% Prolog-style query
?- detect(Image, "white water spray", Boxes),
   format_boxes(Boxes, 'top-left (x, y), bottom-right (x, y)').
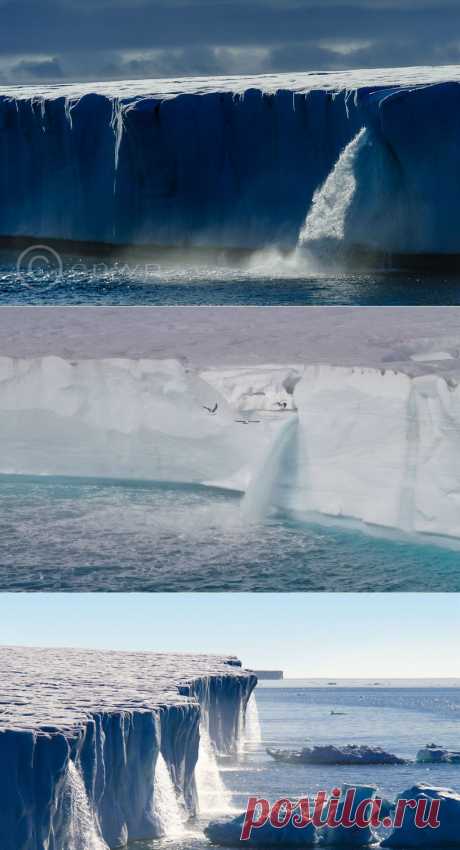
top-left (298, 128), bottom-right (367, 248)
top-left (241, 416), bottom-right (298, 522)
top-left (195, 720), bottom-right (233, 815)
top-left (244, 693), bottom-right (262, 747)
top-left (64, 761), bottom-right (108, 850)
top-left (152, 753), bottom-right (186, 838)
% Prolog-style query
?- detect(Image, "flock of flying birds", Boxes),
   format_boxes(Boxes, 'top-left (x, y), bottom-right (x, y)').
top-left (202, 399), bottom-right (288, 425)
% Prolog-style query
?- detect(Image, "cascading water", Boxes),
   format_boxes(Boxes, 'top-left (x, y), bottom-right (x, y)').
top-left (64, 760), bottom-right (108, 850)
top-left (152, 753), bottom-right (186, 838)
top-left (297, 128), bottom-right (368, 261)
top-left (195, 719), bottom-right (234, 815)
top-left (244, 693), bottom-right (262, 748)
top-left (241, 415), bottom-right (298, 522)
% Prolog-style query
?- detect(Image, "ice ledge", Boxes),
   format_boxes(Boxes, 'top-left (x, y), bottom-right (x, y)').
top-left (0, 645), bottom-right (254, 734)
top-left (0, 647), bottom-right (256, 850)
top-left (2, 64), bottom-right (460, 102)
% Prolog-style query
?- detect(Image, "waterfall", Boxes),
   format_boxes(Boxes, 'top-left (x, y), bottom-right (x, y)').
top-left (64, 761), bottom-right (108, 850)
top-left (399, 385), bottom-right (419, 534)
top-left (244, 693), bottom-right (262, 747)
top-left (195, 720), bottom-right (233, 815)
top-left (241, 416), bottom-right (298, 522)
top-left (297, 128), bottom-right (367, 254)
top-left (152, 753), bottom-right (186, 838)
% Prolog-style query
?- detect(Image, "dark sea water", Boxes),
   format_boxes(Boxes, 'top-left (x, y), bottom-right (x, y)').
top-left (133, 685), bottom-right (460, 850)
top-left (2, 474), bottom-right (460, 591)
top-left (2, 249), bottom-right (460, 305)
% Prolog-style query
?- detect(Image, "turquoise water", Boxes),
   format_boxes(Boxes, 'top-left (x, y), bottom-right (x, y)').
top-left (1, 474), bottom-right (460, 591)
top-left (2, 249), bottom-right (460, 304)
top-left (133, 686), bottom-right (460, 850)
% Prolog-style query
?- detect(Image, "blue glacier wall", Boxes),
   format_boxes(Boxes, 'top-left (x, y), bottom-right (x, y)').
top-left (2, 74), bottom-right (457, 253)
top-left (0, 648), bottom-right (256, 850)
top-left (344, 83), bottom-right (460, 254)
top-left (0, 87), bottom-right (361, 249)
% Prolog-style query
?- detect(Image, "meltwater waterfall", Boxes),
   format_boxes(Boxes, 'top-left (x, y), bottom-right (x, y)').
top-left (297, 128), bottom-right (367, 259)
top-left (152, 754), bottom-right (186, 838)
top-left (195, 720), bottom-right (234, 815)
top-left (244, 693), bottom-right (262, 748)
top-left (64, 761), bottom-right (108, 850)
top-left (241, 416), bottom-right (299, 522)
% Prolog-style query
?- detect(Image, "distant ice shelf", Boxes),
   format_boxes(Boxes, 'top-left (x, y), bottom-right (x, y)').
top-left (0, 646), bottom-right (256, 850)
top-left (2, 65), bottom-right (460, 256)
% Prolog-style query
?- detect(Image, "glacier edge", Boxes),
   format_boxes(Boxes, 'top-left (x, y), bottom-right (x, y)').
top-left (0, 647), bottom-right (256, 850)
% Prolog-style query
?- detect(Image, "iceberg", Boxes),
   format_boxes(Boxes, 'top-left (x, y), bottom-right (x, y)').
top-left (382, 785), bottom-right (460, 848)
top-left (319, 785), bottom-right (379, 847)
top-left (0, 646), bottom-right (256, 850)
top-left (205, 811), bottom-right (316, 847)
top-left (2, 66), bottom-right (460, 257)
top-left (205, 786), bottom-right (379, 847)
top-left (416, 745), bottom-right (460, 764)
top-left (266, 746), bottom-right (406, 766)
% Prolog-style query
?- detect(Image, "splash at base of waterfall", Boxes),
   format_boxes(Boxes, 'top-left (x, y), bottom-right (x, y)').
top-left (244, 131), bottom-right (369, 279)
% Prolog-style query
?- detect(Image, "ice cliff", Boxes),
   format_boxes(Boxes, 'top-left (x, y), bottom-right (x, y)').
top-left (2, 66), bottom-right (460, 255)
top-left (277, 364), bottom-right (460, 539)
top-left (2, 349), bottom-right (460, 540)
top-left (0, 646), bottom-right (256, 850)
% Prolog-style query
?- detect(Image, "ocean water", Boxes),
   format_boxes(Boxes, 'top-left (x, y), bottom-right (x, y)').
top-left (2, 248), bottom-right (460, 305)
top-left (133, 685), bottom-right (460, 850)
top-left (2, 474), bottom-right (460, 591)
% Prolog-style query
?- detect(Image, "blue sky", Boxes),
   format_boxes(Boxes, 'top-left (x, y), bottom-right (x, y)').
top-left (0, 1), bottom-right (460, 84)
top-left (1, 593), bottom-right (458, 678)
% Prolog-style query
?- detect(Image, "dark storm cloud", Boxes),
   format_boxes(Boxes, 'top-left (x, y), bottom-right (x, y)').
top-left (0, 2), bottom-right (459, 52)
top-left (0, 0), bottom-right (459, 83)
top-left (11, 58), bottom-right (64, 80)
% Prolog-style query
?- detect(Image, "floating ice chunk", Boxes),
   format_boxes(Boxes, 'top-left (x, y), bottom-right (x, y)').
top-left (319, 785), bottom-right (378, 847)
top-left (416, 745), bottom-right (460, 764)
top-left (205, 812), bottom-right (316, 847)
top-left (382, 785), bottom-right (460, 848)
top-left (267, 745), bottom-right (406, 765)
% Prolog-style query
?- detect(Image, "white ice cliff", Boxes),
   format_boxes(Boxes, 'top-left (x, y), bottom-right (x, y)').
top-left (2, 66), bottom-right (460, 255)
top-left (3, 348), bottom-right (460, 539)
top-left (277, 365), bottom-right (460, 538)
top-left (0, 646), bottom-right (256, 850)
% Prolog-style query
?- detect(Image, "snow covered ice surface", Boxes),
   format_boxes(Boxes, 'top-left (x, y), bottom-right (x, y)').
top-left (3, 65), bottom-right (460, 260)
top-left (0, 646), bottom-right (256, 850)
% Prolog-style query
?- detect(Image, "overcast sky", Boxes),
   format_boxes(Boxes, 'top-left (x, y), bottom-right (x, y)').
top-left (1, 593), bottom-right (459, 678)
top-left (0, 0), bottom-right (459, 85)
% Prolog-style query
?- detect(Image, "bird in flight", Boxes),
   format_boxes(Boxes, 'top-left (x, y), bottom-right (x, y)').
top-left (275, 400), bottom-right (288, 409)
top-left (203, 403), bottom-right (218, 414)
